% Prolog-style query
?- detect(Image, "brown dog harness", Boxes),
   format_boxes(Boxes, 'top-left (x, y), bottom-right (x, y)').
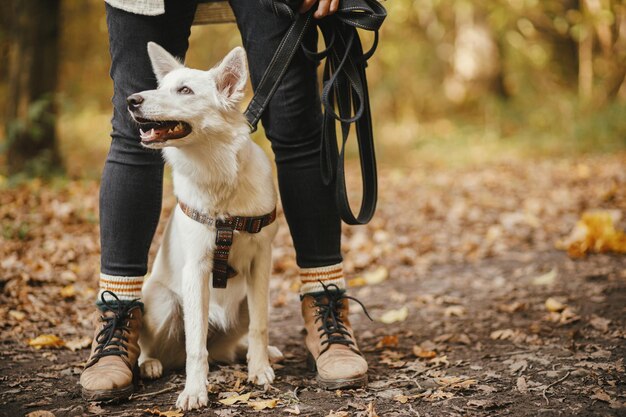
top-left (178, 201), bottom-right (277, 288)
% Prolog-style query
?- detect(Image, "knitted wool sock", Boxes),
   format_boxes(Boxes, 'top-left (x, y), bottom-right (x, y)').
top-left (96, 273), bottom-right (144, 308)
top-left (299, 263), bottom-right (346, 295)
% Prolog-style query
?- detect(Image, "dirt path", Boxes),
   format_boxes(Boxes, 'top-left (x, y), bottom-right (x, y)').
top-left (1, 155), bottom-right (625, 416)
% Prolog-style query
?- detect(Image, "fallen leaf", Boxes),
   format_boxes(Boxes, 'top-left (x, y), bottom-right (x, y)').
top-left (247, 399), bottom-right (279, 411)
top-left (425, 390), bottom-right (454, 401)
top-left (509, 359), bottom-right (528, 374)
top-left (376, 335), bottom-right (399, 349)
top-left (219, 392), bottom-right (251, 405)
top-left (393, 394), bottom-right (409, 404)
top-left (467, 399), bottom-right (494, 408)
top-left (532, 268), bottom-right (557, 286)
top-left (516, 376), bottom-right (528, 394)
top-left (378, 306), bottom-right (409, 324)
top-left (412, 345), bottom-right (436, 359)
top-left (87, 404), bottom-right (107, 415)
top-left (557, 210), bottom-right (626, 257)
top-left (444, 305), bottom-right (466, 317)
top-left (25, 412), bottom-right (55, 417)
top-left (325, 412), bottom-right (349, 417)
top-left (28, 334), bottom-right (65, 349)
top-left (9, 310), bottom-right (26, 321)
top-left (284, 405), bottom-right (301, 415)
top-left (59, 284), bottom-right (76, 298)
top-left (366, 401), bottom-right (379, 417)
top-left (490, 329), bottom-right (515, 340)
top-left (497, 301), bottom-right (526, 313)
top-left (64, 336), bottom-right (92, 351)
top-left (545, 297), bottom-right (566, 312)
top-left (589, 315), bottom-right (611, 333)
top-left (590, 388), bottom-right (612, 403)
top-left (429, 355), bottom-right (449, 367)
top-left (348, 266), bottom-right (389, 287)
top-left (143, 408), bottom-right (184, 417)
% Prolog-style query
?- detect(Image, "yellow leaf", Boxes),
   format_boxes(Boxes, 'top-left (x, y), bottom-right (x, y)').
top-left (60, 284), bottom-right (76, 298)
top-left (347, 277), bottom-right (367, 287)
top-left (143, 408), bottom-right (184, 417)
top-left (28, 334), bottom-right (65, 349)
top-left (379, 306), bottom-right (409, 324)
top-left (348, 266), bottom-right (389, 287)
top-left (364, 266), bottom-right (389, 284)
top-left (25, 412), bottom-right (56, 417)
top-left (9, 310), bottom-right (26, 321)
top-left (532, 268), bottom-right (557, 286)
top-left (219, 392), bottom-right (250, 405)
top-left (545, 297), bottom-right (566, 312)
top-left (557, 210), bottom-right (626, 257)
top-left (394, 394), bottom-right (409, 404)
top-left (248, 399), bottom-right (279, 410)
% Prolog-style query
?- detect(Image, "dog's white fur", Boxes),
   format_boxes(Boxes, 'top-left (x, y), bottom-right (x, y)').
top-left (132, 42), bottom-right (281, 411)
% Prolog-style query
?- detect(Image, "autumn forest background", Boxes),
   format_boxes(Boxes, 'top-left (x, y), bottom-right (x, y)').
top-left (0, 1), bottom-right (625, 416)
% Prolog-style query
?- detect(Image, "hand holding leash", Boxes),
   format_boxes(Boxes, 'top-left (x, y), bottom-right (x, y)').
top-left (299, 0), bottom-right (340, 18)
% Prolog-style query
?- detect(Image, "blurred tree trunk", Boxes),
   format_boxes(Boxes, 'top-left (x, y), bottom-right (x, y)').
top-left (4, 0), bottom-right (62, 175)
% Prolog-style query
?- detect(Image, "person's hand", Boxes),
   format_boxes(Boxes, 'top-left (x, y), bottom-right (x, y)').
top-left (299, 0), bottom-right (339, 19)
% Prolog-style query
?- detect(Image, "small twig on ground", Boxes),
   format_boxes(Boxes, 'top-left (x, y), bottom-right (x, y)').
top-left (542, 371), bottom-right (570, 405)
top-left (129, 384), bottom-right (177, 400)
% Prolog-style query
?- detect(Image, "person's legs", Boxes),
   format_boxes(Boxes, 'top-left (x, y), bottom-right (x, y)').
top-left (229, 1), bottom-right (343, 285)
top-left (81, 0), bottom-right (198, 401)
top-left (99, 0), bottom-right (197, 302)
top-left (230, 0), bottom-right (368, 388)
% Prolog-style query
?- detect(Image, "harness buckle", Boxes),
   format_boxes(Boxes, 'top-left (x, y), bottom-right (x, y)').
top-left (245, 217), bottom-right (264, 234)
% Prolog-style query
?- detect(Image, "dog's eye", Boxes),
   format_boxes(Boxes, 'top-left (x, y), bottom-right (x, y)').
top-left (178, 86), bottom-right (194, 95)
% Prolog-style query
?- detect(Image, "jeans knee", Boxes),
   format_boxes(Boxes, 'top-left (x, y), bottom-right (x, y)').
top-left (106, 137), bottom-right (164, 167)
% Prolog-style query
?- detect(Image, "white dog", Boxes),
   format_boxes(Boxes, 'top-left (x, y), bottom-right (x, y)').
top-left (127, 42), bottom-right (282, 411)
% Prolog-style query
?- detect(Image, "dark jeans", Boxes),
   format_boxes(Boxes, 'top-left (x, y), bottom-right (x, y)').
top-left (101, 0), bottom-right (342, 277)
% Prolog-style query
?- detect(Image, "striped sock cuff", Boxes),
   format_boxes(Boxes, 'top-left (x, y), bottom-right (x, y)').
top-left (97, 273), bottom-right (144, 303)
top-left (299, 263), bottom-right (346, 295)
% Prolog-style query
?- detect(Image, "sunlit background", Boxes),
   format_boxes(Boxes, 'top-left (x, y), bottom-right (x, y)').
top-left (1, 0), bottom-right (625, 179)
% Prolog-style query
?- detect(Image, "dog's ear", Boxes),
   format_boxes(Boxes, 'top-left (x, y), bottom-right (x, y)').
top-left (214, 47), bottom-right (248, 105)
top-left (147, 42), bottom-right (183, 83)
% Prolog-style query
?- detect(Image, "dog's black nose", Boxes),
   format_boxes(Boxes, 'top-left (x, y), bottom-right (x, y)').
top-left (127, 94), bottom-right (144, 109)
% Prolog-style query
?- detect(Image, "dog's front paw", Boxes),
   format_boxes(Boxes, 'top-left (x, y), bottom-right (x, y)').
top-left (247, 362), bottom-right (275, 386)
top-left (140, 358), bottom-right (163, 380)
top-left (268, 345), bottom-right (284, 364)
top-left (176, 385), bottom-right (209, 411)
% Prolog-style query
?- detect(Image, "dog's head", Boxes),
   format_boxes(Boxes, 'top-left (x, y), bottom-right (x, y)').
top-left (127, 42), bottom-right (248, 149)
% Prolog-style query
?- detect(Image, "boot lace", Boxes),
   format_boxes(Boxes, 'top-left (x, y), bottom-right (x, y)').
top-left (307, 282), bottom-right (372, 355)
top-left (85, 291), bottom-right (142, 368)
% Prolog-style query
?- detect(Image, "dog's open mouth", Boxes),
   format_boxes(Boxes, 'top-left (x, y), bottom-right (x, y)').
top-left (136, 118), bottom-right (192, 144)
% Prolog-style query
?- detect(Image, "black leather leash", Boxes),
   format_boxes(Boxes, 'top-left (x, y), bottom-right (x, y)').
top-left (244, 0), bottom-right (386, 225)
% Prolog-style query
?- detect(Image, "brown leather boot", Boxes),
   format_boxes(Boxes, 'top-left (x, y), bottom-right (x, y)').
top-left (80, 291), bottom-right (143, 402)
top-left (301, 284), bottom-right (370, 389)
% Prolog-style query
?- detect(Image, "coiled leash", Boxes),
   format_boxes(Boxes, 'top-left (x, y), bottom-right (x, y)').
top-left (245, 0), bottom-right (387, 225)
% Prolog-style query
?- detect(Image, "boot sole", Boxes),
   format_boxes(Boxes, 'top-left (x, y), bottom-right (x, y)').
top-left (306, 352), bottom-right (368, 390)
top-left (81, 364), bottom-right (139, 402)
top-left (81, 384), bottom-right (134, 402)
